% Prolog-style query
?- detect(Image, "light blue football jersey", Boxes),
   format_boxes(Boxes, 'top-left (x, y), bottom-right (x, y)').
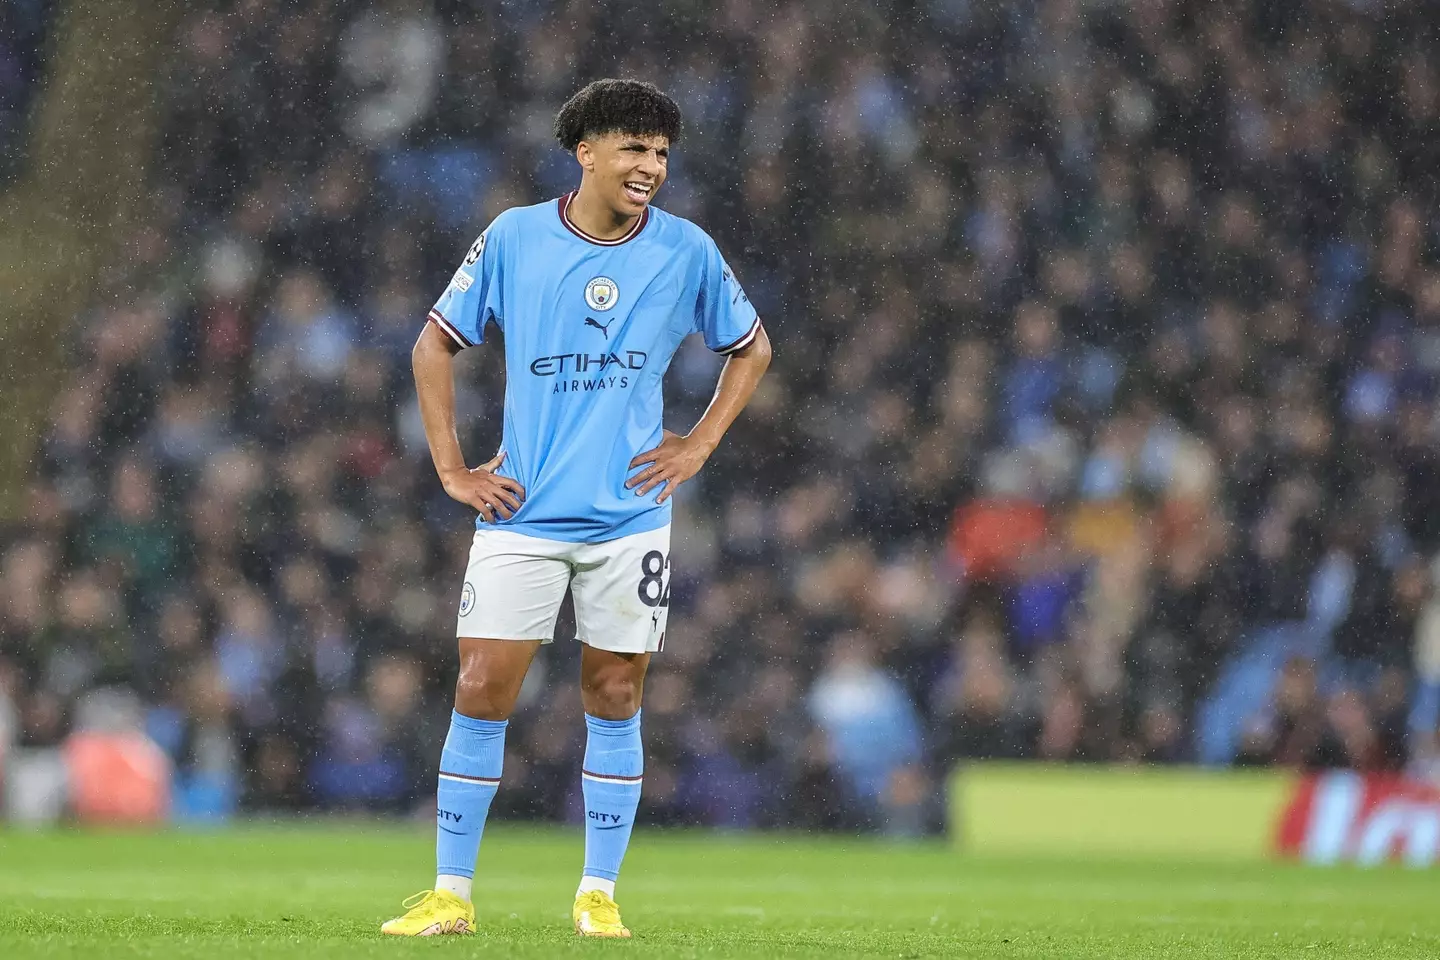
top-left (428, 192), bottom-right (761, 543)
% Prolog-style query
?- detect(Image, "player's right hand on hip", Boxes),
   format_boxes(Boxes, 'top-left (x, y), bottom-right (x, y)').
top-left (441, 452), bottom-right (526, 523)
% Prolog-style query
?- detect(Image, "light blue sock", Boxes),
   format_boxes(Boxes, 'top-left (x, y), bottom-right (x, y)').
top-left (580, 711), bottom-right (643, 892)
top-left (435, 711), bottom-right (506, 895)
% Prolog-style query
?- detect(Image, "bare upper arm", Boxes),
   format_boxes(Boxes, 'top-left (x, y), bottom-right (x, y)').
top-left (415, 317), bottom-right (464, 358)
top-left (732, 322), bottom-right (772, 365)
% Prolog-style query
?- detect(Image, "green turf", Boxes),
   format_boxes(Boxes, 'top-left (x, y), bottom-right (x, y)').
top-left (1, 825), bottom-right (1438, 958)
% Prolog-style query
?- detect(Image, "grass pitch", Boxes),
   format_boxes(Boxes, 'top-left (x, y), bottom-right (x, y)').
top-left (1, 824), bottom-right (1438, 958)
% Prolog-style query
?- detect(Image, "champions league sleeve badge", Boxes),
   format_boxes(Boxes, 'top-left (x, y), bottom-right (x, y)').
top-left (464, 230), bottom-right (487, 265)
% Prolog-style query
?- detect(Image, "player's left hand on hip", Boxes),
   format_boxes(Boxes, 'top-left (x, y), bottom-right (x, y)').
top-left (627, 430), bottom-right (712, 504)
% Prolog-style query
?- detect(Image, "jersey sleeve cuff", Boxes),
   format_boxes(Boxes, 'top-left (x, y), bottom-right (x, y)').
top-left (713, 317), bottom-right (761, 355)
top-left (428, 309), bottom-right (472, 349)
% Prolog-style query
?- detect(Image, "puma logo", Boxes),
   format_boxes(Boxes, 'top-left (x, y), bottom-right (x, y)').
top-left (584, 316), bottom-right (614, 338)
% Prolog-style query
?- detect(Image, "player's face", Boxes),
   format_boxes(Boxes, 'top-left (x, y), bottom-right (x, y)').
top-left (579, 133), bottom-right (669, 217)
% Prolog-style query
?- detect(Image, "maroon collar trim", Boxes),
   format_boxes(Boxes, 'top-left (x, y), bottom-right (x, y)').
top-left (557, 191), bottom-right (649, 246)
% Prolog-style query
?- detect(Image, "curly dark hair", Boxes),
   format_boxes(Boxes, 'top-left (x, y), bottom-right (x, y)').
top-left (553, 79), bottom-right (682, 151)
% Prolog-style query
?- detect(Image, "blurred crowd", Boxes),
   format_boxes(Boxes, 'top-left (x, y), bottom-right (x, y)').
top-left (0, 0), bottom-right (54, 181)
top-left (5, 0), bottom-right (1440, 832)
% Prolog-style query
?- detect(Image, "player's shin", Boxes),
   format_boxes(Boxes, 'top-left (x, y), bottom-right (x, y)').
top-left (579, 711), bottom-right (643, 896)
top-left (435, 711), bottom-right (507, 901)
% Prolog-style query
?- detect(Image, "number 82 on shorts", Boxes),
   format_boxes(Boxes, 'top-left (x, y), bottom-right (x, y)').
top-left (456, 524), bottom-right (672, 654)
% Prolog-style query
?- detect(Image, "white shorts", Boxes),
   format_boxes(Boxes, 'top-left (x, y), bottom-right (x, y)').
top-left (456, 525), bottom-right (671, 654)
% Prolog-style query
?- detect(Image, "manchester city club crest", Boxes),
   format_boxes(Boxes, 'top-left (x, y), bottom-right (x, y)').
top-left (584, 276), bottom-right (619, 312)
top-left (459, 582), bottom-right (476, 617)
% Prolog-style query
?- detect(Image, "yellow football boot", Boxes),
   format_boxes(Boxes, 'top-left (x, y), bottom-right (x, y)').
top-left (573, 889), bottom-right (632, 938)
top-left (380, 889), bottom-right (475, 936)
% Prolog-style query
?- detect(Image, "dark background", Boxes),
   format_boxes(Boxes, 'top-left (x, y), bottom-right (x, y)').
top-left (3, 0), bottom-right (1440, 832)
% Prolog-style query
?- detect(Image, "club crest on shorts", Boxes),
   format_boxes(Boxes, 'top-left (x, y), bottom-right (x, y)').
top-left (584, 276), bottom-right (619, 312)
top-left (459, 582), bottom-right (476, 616)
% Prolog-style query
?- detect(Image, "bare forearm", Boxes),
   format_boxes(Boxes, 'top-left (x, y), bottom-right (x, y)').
top-left (689, 325), bottom-right (772, 452)
top-left (624, 326), bottom-right (772, 503)
top-left (412, 323), bottom-right (467, 479)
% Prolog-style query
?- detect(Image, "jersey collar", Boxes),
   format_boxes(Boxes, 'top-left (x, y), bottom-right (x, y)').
top-left (558, 191), bottom-right (650, 246)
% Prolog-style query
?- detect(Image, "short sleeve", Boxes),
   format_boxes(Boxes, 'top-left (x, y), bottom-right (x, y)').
top-left (694, 234), bottom-right (761, 354)
top-left (428, 218), bottom-right (505, 348)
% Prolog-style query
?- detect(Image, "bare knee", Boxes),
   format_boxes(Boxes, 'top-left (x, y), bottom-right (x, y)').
top-left (454, 668), bottom-right (520, 721)
top-left (581, 671), bottom-right (642, 720)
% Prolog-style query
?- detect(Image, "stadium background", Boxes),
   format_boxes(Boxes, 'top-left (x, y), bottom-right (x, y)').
top-left (3, 0), bottom-right (1440, 836)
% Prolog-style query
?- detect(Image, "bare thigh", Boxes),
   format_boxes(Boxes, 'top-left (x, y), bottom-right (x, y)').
top-left (454, 637), bottom-right (543, 721)
top-left (579, 644), bottom-right (651, 720)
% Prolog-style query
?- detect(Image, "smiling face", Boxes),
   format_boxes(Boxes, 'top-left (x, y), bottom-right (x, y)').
top-left (576, 132), bottom-right (669, 219)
